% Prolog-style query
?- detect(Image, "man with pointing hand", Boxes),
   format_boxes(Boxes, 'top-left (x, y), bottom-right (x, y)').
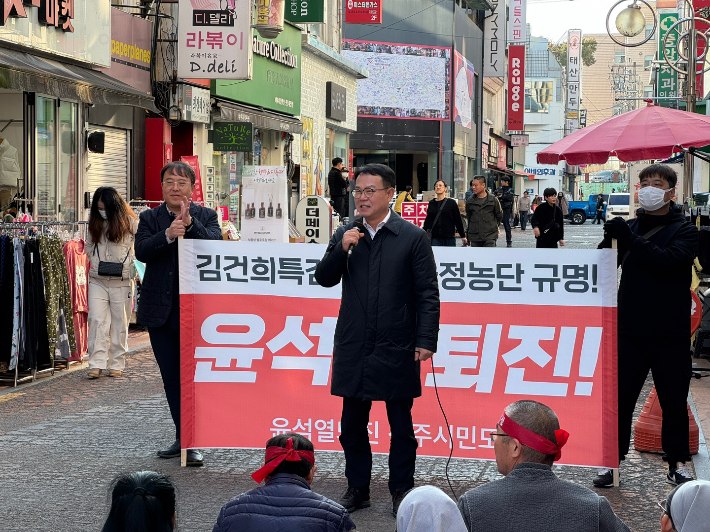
top-left (315, 163), bottom-right (441, 517)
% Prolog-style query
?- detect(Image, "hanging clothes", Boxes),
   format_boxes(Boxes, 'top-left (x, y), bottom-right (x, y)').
top-left (39, 234), bottom-right (76, 358)
top-left (63, 239), bottom-right (89, 361)
top-left (10, 238), bottom-right (25, 371)
top-left (0, 235), bottom-right (14, 372)
top-left (23, 239), bottom-right (51, 370)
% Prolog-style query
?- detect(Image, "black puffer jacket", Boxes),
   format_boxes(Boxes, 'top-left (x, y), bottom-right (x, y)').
top-left (315, 211), bottom-right (440, 400)
top-left (212, 474), bottom-right (355, 532)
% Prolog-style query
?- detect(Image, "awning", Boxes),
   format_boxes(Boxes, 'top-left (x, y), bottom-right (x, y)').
top-left (0, 47), bottom-right (157, 111)
top-left (214, 99), bottom-right (303, 134)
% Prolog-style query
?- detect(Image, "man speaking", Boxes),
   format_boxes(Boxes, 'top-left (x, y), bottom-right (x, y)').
top-left (315, 163), bottom-right (440, 517)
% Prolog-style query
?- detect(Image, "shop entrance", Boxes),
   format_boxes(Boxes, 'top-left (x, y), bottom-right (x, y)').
top-left (352, 150), bottom-right (432, 194)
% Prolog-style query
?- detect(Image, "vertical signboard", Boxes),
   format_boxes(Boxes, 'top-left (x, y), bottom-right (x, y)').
top-left (285, 0), bottom-right (325, 23)
top-left (508, 0), bottom-right (526, 44)
top-left (484, 0), bottom-right (506, 77)
top-left (507, 45), bottom-right (525, 131)
top-left (566, 29), bottom-right (581, 134)
top-left (177, 0), bottom-right (253, 80)
top-left (658, 12), bottom-right (679, 102)
top-left (345, 0), bottom-right (382, 24)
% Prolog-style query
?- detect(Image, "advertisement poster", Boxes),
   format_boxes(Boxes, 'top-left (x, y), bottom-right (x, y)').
top-left (453, 51), bottom-right (474, 129)
top-left (508, 0), bottom-right (527, 44)
top-left (177, 0), bottom-right (253, 80)
top-left (301, 117), bottom-right (314, 198)
top-left (179, 242), bottom-right (619, 469)
top-left (342, 40), bottom-right (451, 120)
top-left (180, 155), bottom-right (205, 204)
top-left (344, 0), bottom-right (382, 24)
top-left (507, 45), bottom-right (525, 131)
top-left (240, 166), bottom-right (288, 242)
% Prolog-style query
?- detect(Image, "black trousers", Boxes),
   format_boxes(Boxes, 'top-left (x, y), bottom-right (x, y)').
top-left (332, 196), bottom-right (348, 219)
top-left (502, 209), bottom-right (512, 243)
top-left (340, 397), bottom-right (417, 494)
top-left (618, 334), bottom-right (692, 465)
top-left (148, 307), bottom-right (182, 440)
top-left (593, 211), bottom-right (604, 224)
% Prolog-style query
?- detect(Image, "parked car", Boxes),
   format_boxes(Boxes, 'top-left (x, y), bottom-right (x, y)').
top-left (605, 193), bottom-right (631, 221)
top-left (566, 195), bottom-right (608, 224)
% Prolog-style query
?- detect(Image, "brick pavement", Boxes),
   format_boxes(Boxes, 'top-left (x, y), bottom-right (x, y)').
top-left (0, 222), bottom-right (708, 531)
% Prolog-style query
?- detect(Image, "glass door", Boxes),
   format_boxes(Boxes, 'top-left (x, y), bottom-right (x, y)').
top-left (36, 96), bottom-right (57, 220)
top-left (59, 102), bottom-right (78, 221)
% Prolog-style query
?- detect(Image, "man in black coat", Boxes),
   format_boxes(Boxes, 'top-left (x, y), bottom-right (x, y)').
top-left (531, 187), bottom-right (565, 248)
top-left (596, 164), bottom-right (698, 488)
top-left (135, 161), bottom-right (222, 466)
top-left (315, 163), bottom-right (440, 517)
top-left (494, 176), bottom-right (515, 247)
top-left (328, 158), bottom-right (349, 219)
top-left (593, 193), bottom-right (605, 224)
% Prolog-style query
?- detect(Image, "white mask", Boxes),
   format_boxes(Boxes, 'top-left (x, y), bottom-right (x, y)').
top-left (637, 187), bottom-right (670, 211)
top-left (98, 210), bottom-right (107, 219)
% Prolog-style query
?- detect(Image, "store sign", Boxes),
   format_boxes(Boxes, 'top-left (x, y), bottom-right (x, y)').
top-left (0, 0), bottom-right (110, 66)
top-left (400, 202), bottom-right (429, 228)
top-left (214, 24), bottom-right (302, 115)
top-left (98, 8), bottom-right (152, 94)
top-left (525, 166), bottom-right (557, 176)
top-left (658, 12), bottom-right (679, 100)
top-left (285, 0), bottom-right (325, 23)
top-left (567, 29), bottom-right (581, 135)
top-left (345, 0), bottom-right (382, 24)
top-left (481, 142), bottom-right (489, 165)
top-left (177, 0), bottom-right (253, 80)
top-left (483, 0), bottom-right (505, 77)
top-left (326, 82), bottom-right (347, 121)
top-left (180, 85), bottom-right (211, 123)
top-left (508, 0), bottom-right (526, 44)
top-left (497, 140), bottom-right (508, 169)
top-left (212, 122), bottom-right (253, 152)
top-left (511, 134), bottom-right (529, 147)
top-left (580, 109), bottom-right (587, 128)
top-left (296, 196), bottom-right (331, 243)
top-left (507, 45), bottom-right (525, 131)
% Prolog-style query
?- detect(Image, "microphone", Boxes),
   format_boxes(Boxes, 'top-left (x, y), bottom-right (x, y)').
top-left (348, 219), bottom-right (365, 257)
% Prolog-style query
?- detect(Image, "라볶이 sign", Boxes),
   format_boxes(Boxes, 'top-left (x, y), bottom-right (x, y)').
top-left (179, 241), bottom-right (619, 469)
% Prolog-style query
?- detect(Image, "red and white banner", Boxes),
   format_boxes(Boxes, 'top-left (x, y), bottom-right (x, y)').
top-left (401, 202), bottom-right (429, 228)
top-left (179, 241), bottom-right (619, 468)
top-left (345, 0), bottom-right (382, 24)
top-left (507, 45), bottom-right (525, 132)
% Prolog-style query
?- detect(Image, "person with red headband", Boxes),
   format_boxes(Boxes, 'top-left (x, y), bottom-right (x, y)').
top-left (457, 400), bottom-right (630, 532)
top-left (211, 433), bottom-right (355, 532)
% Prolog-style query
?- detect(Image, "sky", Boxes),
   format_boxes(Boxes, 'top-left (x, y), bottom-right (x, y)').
top-left (527, 0), bottom-right (633, 43)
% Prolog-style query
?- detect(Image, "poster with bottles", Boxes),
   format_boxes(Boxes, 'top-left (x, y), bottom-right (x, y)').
top-left (240, 166), bottom-right (288, 242)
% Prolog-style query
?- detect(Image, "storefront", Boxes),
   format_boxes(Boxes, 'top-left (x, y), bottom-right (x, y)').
top-left (486, 134), bottom-right (514, 189)
top-left (0, 4), bottom-right (156, 222)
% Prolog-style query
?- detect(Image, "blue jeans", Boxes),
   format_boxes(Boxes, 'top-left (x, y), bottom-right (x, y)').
top-left (520, 211), bottom-right (529, 230)
top-left (431, 237), bottom-right (457, 246)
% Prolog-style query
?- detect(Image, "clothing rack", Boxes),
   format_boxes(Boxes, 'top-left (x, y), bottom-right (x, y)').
top-left (0, 222), bottom-right (88, 387)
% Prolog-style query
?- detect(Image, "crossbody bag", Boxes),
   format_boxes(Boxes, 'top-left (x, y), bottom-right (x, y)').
top-left (94, 243), bottom-right (130, 280)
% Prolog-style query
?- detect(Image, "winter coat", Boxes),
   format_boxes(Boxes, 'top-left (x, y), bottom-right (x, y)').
top-left (85, 217), bottom-right (138, 282)
top-left (422, 198), bottom-right (465, 239)
top-left (558, 194), bottom-right (569, 216)
top-left (598, 207), bottom-right (697, 337)
top-left (465, 193), bottom-right (502, 243)
top-left (494, 186), bottom-right (515, 211)
top-left (328, 167), bottom-right (348, 197)
top-left (212, 474), bottom-right (356, 532)
top-left (135, 203), bottom-right (222, 328)
top-left (531, 201), bottom-right (564, 247)
top-left (315, 210), bottom-right (440, 401)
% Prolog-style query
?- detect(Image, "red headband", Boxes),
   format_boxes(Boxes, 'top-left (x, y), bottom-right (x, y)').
top-left (251, 437), bottom-right (316, 484)
top-left (499, 413), bottom-right (569, 461)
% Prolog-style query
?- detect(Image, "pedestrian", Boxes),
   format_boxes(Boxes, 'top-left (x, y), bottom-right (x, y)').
top-left (213, 433), bottom-right (356, 532)
top-left (531, 188), bottom-right (565, 248)
top-left (102, 471), bottom-right (176, 532)
top-left (593, 193), bottom-right (605, 224)
top-left (422, 180), bottom-right (467, 246)
top-left (457, 400), bottom-right (630, 532)
top-left (465, 175), bottom-right (502, 247)
top-left (396, 486), bottom-right (467, 532)
top-left (595, 164), bottom-right (698, 488)
top-left (518, 191), bottom-right (531, 231)
top-left (659, 480), bottom-right (710, 532)
top-left (315, 163), bottom-right (440, 517)
top-left (465, 179), bottom-right (475, 200)
top-left (85, 187), bottom-right (138, 379)
top-left (394, 185), bottom-right (414, 214)
top-left (557, 192), bottom-right (569, 217)
top-left (328, 158), bottom-right (349, 219)
top-left (494, 176), bottom-right (515, 247)
top-left (135, 161), bottom-right (222, 467)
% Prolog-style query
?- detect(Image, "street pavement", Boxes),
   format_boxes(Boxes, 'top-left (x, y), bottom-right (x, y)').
top-left (1, 220), bottom-right (709, 532)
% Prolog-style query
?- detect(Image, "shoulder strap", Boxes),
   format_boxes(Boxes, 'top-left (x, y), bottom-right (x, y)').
top-left (431, 199), bottom-right (446, 228)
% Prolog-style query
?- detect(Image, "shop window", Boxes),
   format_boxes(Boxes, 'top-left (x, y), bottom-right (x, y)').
top-left (59, 102), bottom-right (78, 222)
top-left (0, 92), bottom-right (24, 217)
top-left (37, 97), bottom-right (57, 220)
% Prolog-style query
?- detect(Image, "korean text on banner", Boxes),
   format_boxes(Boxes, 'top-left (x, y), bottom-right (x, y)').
top-left (179, 241), bottom-right (619, 469)
top-left (484, 0), bottom-right (506, 77)
top-left (345, 0), bottom-right (382, 24)
top-left (177, 0), bottom-right (253, 80)
top-left (508, 0), bottom-right (526, 44)
top-left (507, 45), bottom-right (525, 132)
top-left (566, 29), bottom-right (582, 135)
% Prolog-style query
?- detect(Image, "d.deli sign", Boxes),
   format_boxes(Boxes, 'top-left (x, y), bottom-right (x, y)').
top-left (507, 45), bottom-right (525, 132)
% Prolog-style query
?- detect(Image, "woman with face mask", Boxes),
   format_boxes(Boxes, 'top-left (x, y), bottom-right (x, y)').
top-left (85, 187), bottom-right (138, 379)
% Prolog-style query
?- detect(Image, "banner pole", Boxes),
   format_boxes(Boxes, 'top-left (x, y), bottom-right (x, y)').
top-left (181, 449), bottom-right (187, 467)
top-left (612, 237), bottom-right (618, 487)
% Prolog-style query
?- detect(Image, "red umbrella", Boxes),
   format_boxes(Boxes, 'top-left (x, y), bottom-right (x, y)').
top-left (537, 102), bottom-right (710, 165)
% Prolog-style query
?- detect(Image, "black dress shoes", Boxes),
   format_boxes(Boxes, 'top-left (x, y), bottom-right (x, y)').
top-left (186, 449), bottom-right (204, 467)
top-left (157, 439), bottom-right (181, 458)
top-left (339, 486), bottom-right (370, 513)
top-left (392, 489), bottom-right (408, 518)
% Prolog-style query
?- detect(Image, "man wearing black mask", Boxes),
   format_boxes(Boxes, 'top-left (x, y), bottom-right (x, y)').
top-left (494, 177), bottom-right (515, 247)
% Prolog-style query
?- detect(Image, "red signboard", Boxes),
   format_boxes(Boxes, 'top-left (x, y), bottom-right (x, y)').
top-left (179, 241), bottom-right (620, 469)
top-left (345, 0), bottom-right (382, 24)
top-left (400, 202), bottom-right (428, 228)
top-left (179, 155), bottom-right (204, 204)
top-left (507, 45), bottom-right (525, 132)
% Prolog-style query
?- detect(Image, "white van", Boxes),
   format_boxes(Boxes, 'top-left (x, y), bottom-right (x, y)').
top-left (605, 193), bottom-right (631, 221)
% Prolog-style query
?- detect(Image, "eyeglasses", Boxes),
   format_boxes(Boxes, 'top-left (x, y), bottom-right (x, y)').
top-left (163, 179), bottom-right (191, 188)
top-left (657, 499), bottom-right (675, 529)
top-left (352, 187), bottom-right (387, 198)
top-left (489, 432), bottom-right (509, 443)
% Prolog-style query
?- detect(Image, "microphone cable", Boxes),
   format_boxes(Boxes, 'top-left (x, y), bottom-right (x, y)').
top-left (344, 241), bottom-right (458, 502)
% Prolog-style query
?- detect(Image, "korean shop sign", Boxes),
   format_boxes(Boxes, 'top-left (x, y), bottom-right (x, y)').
top-left (285, 0), bottom-right (325, 23)
top-left (345, 0), bottom-right (382, 24)
top-left (658, 12), bottom-right (679, 100)
top-left (212, 122), bottom-right (254, 152)
top-left (1, 0), bottom-right (74, 31)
